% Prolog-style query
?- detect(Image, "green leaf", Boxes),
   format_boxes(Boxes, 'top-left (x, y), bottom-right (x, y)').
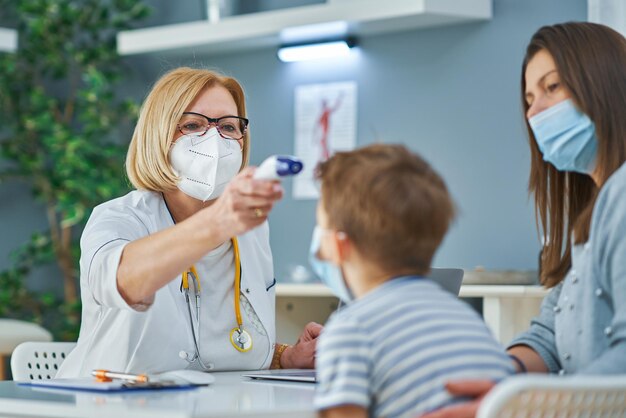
top-left (0, 0), bottom-right (150, 340)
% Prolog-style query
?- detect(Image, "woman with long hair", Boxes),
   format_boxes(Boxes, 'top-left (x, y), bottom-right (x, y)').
top-left (423, 21), bottom-right (626, 417)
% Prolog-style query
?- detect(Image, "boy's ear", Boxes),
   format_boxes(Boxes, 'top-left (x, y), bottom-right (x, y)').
top-left (333, 231), bottom-right (352, 264)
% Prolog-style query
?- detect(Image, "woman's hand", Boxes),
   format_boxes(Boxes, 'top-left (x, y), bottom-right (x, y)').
top-left (281, 322), bottom-right (323, 369)
top-left (206, 167), bottom-right (284, 241)
top-left (418, 380), bottom-right (496, 418)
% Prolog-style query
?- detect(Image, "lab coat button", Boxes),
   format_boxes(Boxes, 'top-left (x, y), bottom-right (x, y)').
top-left (553, 306), bottom-right (561, 313)
top-left (245, 288), bottom-right (251, 294)
top-left (558, 369), bottom-right (566, 376)
top-left (569, 304), bottom-right (575, 310)
top-left (595, 288), bottom-right (604, 297)
top-left (572, 276), bottom-right (579, 284)
top-left (564, 353), bottom-right (571, 361)
top-left (604, 327), bottom-right (613, 337)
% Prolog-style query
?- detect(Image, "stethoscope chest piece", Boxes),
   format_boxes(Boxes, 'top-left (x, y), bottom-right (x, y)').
top-left (230, 327), bottom-right (253, 352)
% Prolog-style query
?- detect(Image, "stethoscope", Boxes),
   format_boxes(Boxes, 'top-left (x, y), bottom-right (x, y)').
top-left (178, 237), bottom-right (253, 370)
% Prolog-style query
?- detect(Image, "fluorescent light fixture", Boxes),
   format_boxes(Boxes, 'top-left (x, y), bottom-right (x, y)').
top-left (278, 38), bottom-right (355, 63)
top-left (0, 27), bottom-right (18, 53)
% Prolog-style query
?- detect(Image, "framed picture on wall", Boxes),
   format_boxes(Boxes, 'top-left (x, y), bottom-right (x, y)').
top-left (293, 81), bottom-right (357, 199)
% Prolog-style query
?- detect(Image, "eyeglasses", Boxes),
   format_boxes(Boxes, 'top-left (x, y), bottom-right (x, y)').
top-left (177, 112), bottom-right (249, 140)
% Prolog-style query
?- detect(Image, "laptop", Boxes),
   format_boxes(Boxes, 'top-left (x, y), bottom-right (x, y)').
top-left (243, 369), bottom-right (316, 383)
top-left (427, 267), bottom-right (464, 296)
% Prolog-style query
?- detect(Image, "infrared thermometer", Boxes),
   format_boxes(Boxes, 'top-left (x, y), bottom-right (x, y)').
top-left (253, 155), bottom-right (304, 180)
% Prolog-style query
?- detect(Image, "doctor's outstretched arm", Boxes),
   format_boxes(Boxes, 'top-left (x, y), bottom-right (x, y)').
top-left (116, 168), bottom-right (283, 306)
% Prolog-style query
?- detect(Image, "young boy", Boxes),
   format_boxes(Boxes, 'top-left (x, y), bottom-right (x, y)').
top-left (310, 144), bottom-right (514, 418)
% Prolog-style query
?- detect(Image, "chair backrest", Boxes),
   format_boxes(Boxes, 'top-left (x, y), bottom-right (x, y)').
top-left (427, 268), bottom-right (464, 296)
top-left (10, 341), bottom-right (76, 381)
top-left (477, 375), bottom-right (626, 418)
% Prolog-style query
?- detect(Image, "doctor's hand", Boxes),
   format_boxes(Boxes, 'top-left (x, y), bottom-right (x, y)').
top-left (209, 167), bottom-right (283, 239)
top-left (418, 380), bottom-right (495, 418)
top-left (281, 322), bottom-right (323, 369)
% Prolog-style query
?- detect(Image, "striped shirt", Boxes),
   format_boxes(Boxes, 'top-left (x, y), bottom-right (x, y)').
top-left (315, 276), bottom-right (514, 417)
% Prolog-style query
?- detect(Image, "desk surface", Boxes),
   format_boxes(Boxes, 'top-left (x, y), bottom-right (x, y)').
top-left (0, 371), bottom-right (316, 418)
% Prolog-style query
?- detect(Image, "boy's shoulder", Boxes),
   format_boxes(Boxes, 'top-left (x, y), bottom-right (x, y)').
top-left (325, 277), bottom-right (462, 335)
top-left (345, 277), bottom-right (455, 314)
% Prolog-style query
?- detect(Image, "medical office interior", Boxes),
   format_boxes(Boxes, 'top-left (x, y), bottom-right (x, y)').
top-left (1, 0), bottom-right (625, 417)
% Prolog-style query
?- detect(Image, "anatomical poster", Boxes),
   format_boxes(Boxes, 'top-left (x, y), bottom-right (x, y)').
top-left (293, 81), bottom-right (357, 199)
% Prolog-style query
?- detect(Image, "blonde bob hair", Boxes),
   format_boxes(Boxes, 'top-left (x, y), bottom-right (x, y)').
top-left (126, 67), bottom-right (250, 191)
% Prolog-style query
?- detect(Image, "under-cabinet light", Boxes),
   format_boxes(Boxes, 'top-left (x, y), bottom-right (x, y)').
top-left (278, 38), bottom-right (355, 63)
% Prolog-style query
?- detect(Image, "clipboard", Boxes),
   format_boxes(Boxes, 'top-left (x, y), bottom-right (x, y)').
top-left (18, 368), bottom-right (215, 393)
top-left (19, 378), bottom-right (196, 393)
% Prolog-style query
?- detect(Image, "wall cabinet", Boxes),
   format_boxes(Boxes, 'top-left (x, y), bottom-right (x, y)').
top-left (117, 0), bottom-right (492, 56)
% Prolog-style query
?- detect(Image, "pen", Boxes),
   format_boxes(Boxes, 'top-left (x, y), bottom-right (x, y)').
top-left (92, 369), bottom-right (149, 383)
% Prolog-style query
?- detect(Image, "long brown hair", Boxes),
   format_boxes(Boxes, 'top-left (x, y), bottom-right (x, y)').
top-left (522, 22), bottom-right (626, 287)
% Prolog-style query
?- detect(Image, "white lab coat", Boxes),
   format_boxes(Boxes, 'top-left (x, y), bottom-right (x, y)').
top-left (57, 190), bottom-right (276, 377)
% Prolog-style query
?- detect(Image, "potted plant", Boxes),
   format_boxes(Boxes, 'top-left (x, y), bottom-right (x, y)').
top-left (0, 0), bottom-right (150, 340)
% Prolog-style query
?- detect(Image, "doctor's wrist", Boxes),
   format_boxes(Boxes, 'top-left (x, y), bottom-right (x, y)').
top-left (271, 343), bottom-right (290, 369)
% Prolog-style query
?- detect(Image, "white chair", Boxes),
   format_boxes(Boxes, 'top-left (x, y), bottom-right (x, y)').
top-left (10, 341), bottom-right (76, 381)
top-left (0, 319), bottom-right (52, 380)
top-left (477, 374), bottom-right (626, 418)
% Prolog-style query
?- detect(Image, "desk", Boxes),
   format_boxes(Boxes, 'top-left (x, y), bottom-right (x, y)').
top-left (276, 284), bottom-right (549, 345)
top-left (0, 371), bottom-right (316, 418)
top-left (459, 285), bottom-right (548, 344)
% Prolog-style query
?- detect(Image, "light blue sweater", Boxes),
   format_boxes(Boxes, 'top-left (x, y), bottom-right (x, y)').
top-left (509, 162), bottom-right (626, 375)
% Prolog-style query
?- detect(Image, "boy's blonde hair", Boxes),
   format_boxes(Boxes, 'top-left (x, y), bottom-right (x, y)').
top-left (316, 144), bottom-right (455, 275)
top-left (126, 67), bottom-right (250, 191)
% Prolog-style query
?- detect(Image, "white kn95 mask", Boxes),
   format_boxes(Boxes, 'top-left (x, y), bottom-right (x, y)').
top-left (169, 127), bottom-right (243, 201)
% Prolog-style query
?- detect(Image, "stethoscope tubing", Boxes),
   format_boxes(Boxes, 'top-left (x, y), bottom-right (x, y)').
top-left (183, 287), bottom-right (213, 370)
top-left (180, 238), bottom-right (247, 369)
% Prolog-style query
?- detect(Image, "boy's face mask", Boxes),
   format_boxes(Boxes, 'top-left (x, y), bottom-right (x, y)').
top-left (528, 98), bottom-right (598, 174)
top-left (308, 226), bottom-right (353, 303)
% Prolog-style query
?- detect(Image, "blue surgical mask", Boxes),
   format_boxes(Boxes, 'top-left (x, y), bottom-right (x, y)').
top-left (529, 98), bottom-right (598, 174)
top-left (308, 226), bottom-right (353, 303)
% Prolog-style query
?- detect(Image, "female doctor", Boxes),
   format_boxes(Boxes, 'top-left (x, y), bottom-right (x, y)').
top-left (57, 67), bottom-right (321, 377)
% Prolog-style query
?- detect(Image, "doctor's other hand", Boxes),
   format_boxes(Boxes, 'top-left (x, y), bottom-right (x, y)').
top-left (281, 322), bottom-right (323, 369)
top-left (209, 167), bottom-right (283, 238)
top-left (418, 380), bottom-right (496, 418)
